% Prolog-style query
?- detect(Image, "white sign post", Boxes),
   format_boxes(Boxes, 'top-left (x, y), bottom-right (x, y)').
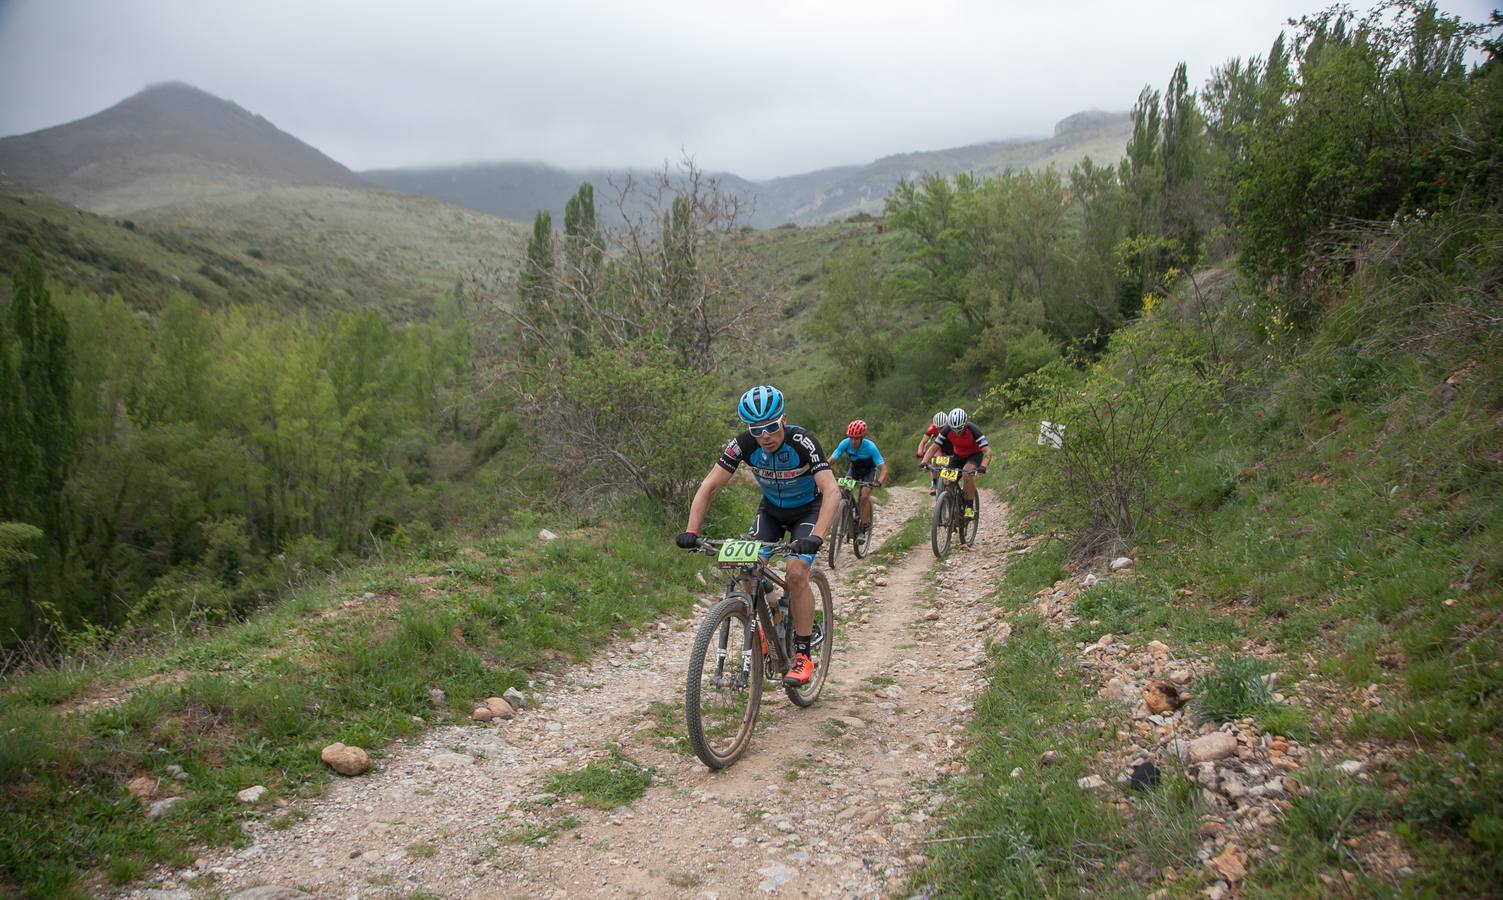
top-left (1038, 421), bottom-right (1065, 449)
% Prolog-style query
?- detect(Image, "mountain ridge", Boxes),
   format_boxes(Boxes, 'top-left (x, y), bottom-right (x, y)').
top-left (0, 82), bottom-right (1129, 227)
top-left (0, 82), bottom-right (362, 214)
top-left (363, 113), bottom-right (1131, 227)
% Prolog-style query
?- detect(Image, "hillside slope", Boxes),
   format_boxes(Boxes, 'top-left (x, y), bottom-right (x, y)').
top-left (362, 112), bottom-right (1131, 228)
top-left (0, 82), bottom-right (362, 215)
top-left (0, 180), bottom-right (525, 318)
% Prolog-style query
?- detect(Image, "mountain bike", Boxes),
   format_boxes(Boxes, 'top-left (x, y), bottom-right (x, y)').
top-left (683, 539), bottom-right (834, 769)
top-left (924, 455), bottom-right (981, 558)
top-left (826, 476), bottom-right (878, 569)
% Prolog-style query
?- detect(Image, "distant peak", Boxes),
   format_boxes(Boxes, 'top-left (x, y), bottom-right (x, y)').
top-left (135, 81), bottom-right (219, 100)
top-left (1053, 110), bottom-right (1130, 138)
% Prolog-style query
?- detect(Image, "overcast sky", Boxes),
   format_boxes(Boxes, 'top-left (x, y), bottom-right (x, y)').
top-left (0, 0), bottom-right (1493, 180)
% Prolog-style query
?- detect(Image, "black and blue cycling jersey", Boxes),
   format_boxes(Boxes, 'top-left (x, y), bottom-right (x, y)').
top-left (716, 425), bottom-right (831, 509)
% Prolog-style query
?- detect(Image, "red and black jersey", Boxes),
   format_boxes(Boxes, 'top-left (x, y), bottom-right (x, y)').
top-left (924, 423), bottom-right (941, 438)
top-left (937, 423), bottom-right (988, 459)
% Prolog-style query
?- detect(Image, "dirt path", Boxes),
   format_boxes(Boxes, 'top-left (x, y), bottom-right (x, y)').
top-left (136, 487), bottom-right (1014, 899)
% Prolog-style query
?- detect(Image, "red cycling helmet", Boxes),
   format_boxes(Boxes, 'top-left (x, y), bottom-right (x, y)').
top-left (846, 420), bottom-right (867, 438)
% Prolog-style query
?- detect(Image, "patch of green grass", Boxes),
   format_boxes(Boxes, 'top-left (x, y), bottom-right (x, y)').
top-left (545, 748), bottom-right (654, 810)
top-left (1193, 655), bottom-right (1273, 724)
top-left (869, 503), bottom-right (931, 566)
top-left (641, 700), bottom-right (692, 755)
top-left (784, 757), bottom-right (813, 783)
top-left (500, 814), bottom-right (581, 846)
top-left (268, 808), bottom-right (309, 831)
top-left (405, 842), bottom-right (437, 859)
top-left (1256, 704), bottom-right (1312, 741)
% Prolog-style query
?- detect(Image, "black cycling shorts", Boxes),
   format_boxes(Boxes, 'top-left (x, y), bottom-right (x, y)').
top-left (847, 462), bottom-right (876, 482)
top-left (747, 499), bottom-right (821, 563)
top-left (954, 453), bottom-right (985, 470)
top-left (934, 452), bottom-right (984, 474)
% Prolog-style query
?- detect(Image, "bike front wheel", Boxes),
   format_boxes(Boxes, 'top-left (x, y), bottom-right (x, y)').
top-left (785, 569), bottom-right (835, 708)
top-left (931, 488), bottom-right (955, 558)
top-left (685, 594), bottom-right (764, 769)
top-left (960, 488), bottom-right (981, 546)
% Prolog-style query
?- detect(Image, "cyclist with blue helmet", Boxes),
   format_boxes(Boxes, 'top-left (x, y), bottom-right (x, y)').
top-left (676, 384), bottom-right (839, 686)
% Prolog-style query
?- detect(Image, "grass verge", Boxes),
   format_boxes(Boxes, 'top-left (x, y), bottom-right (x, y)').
top-left (0, 491), bottom-right (755, 898)
top-left (913, 538), bottom-right (1204, 895)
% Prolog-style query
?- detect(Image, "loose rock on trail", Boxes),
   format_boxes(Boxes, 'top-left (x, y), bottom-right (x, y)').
top-left (124, 487), bottom-right (1015, 899)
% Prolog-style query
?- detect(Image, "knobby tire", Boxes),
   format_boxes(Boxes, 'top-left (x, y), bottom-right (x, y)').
top-left (931, 487), bottom-right (955, 558)
top-left (685, 594), bottom-right (764, 769)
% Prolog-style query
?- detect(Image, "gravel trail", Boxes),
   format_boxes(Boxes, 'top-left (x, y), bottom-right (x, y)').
top-left (132, 486), bottom-right (1014, 899)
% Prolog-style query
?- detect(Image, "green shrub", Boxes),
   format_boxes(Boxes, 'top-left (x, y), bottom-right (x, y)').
top-left (545, 748), bottom-right (654, 809)
top-left (1193, 655), bottom-right (1273, 724)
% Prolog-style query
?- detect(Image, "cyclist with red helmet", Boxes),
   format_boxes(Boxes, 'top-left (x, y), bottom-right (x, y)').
top-left (916, 411), bottom-right (947, 495)
top-left (830, 420), bottom-right (887, 535)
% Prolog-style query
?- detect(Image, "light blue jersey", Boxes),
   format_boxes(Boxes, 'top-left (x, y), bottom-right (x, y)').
top-left (831, 437), bottom-right (884, 475)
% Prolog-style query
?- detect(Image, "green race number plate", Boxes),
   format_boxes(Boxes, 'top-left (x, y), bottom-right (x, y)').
top-left (837, 477), bottom-right (857, 490)
top-left (932, 455), bottom-right (952, 466)
top-left (941, 468), bottom-right (961, 482)
top-left (717, 540), bottom-right (761, 567)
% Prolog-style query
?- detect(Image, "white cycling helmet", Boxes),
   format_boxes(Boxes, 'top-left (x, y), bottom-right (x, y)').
top-left (947, 407), bottom-right (968, 428)
top-left (932, 411), bottom-right (948, 428)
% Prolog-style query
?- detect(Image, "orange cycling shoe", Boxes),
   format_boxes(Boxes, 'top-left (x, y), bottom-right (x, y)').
top-left (784, 652), bottom-right (815, 686)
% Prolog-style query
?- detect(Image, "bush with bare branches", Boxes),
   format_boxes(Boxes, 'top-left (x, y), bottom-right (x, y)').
top-left (471, 158), bottom-right (770, 509)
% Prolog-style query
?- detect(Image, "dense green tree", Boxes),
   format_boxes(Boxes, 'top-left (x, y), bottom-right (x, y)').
top-left (884, 173), bottom-right (986, 326)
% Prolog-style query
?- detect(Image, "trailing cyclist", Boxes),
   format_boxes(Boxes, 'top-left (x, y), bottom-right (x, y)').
top-left (676, 385), bottom-right (840, 687)
top-left (920, 408), bottom-right (992, 519)
top-left (916, 411), bottom-right (948, 495)
top-left (830, 420), bottom-right (887, 535)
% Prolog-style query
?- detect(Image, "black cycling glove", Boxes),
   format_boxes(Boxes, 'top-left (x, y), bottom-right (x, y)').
top-left (977, 465), bottom-right (988, 475)
top-left (675, 532), bottom-right (701, 550)
top-left (791, 535), bottom-right (823, 556)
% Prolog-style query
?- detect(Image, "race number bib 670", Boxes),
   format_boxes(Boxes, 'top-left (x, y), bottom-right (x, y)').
top-left (717, 540), bottom-right (761, 567)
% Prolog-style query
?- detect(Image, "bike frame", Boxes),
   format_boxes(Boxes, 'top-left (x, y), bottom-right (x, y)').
top-left (707, 556), bottom-right (794, 687)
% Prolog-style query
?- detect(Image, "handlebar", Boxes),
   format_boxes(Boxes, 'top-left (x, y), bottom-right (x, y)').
top-left (922, 463), bottom-right (986, 475)
top-left (691, 538), bottom-right (797, 557)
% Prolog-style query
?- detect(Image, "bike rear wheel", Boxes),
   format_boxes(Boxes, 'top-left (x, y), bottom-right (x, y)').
top-left (931, 488), bottom-right (955, 558)
top-left (827, 499), bottom-right (847, 570)
top-left (685, 594), bottom-right (764, 769)
top-left (785, 569), bottom-right (835, 707)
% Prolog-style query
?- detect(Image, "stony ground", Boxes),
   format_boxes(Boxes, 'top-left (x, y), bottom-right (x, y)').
top-left (125, 487), bottom-right (1015, 899)
top-left (1021, 553), bottom-right (1397, 897)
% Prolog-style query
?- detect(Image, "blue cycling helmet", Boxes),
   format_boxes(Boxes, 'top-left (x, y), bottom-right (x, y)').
top-left (737, 384), bottom-right (785, 424)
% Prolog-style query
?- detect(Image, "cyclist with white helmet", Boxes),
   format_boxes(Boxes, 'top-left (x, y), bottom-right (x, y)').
top-left (920, 408), bottom-right (991, 519)
top-left (915, 411), bottom-right (948, 495)
top-left (676, 385), bottom-right (839, 686)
